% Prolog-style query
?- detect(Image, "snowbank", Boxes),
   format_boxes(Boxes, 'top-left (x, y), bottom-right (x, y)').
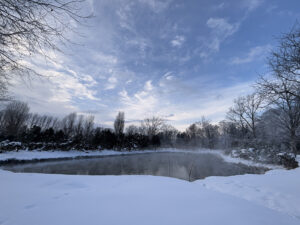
top-left (0, 149), bottom-right (120, 161)
top-left (1, 168), bottom-right (300, 225)
top-left (201, 168), bottom-right (300, 219)
top-left (0, 151), bottom-right (299, 224)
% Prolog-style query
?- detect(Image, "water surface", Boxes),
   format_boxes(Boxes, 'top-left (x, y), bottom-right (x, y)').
top-left (3, 152), bottom-right (268, 181)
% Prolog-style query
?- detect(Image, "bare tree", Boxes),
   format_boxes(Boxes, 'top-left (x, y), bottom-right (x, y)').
top-left (258, 108), bottom-right (286, 146)
top-left (126, 125), bottom-right (140, 136)
top-left (218, 120), bottom-right (239, 148)
top-left (254, 24), bottom-right (300, 154)
top-left (51, 117), bottom-right (60, 130)
top-left (37, 115), bottom-right (49, 130)
top-left (186, 117), bottom-right (219, 148)
top-left (198, 118), bottom-right (219, 149)
top-left (0, 0), bottom-right (91, 98)
top-left (43, 116), bottom-right (53, 130)
top-left (186, 123), bottom-right (199, 139)
top-left (185, 122), bottom-right (202, 147)
top-left (227, 93), bottom-right (263, 138)
top-left (61, 112), bottom-right (77, 137)
top-left (160, 124), bottom-right (178, 146)
top-left (114, 112), bottom-right (125, 136)
top-left (74, 114), bottom-right (84, 136)
top-left (27, 113), bottom-right (60, 131)
top-left (256, 75), bottom-right (300, 154)
top-left (1, 101), bottom-right (30, 136)
top-left (0, 110), bottom-right (5, 131)
top-left (83, 115), bottom-right (94, 137)
top-left (267, 24), bottom-right (300, 97)
top-left (141, 116), bottom-right (164, 138)
top-left (27, 113), bottom-right (39, 128)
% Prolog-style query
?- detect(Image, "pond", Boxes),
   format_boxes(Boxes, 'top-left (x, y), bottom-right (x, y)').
top-left (2, 152), bottom-right (268, 181)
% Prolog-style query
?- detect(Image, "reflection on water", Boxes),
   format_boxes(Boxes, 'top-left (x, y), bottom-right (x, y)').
top-left (3, 152), bottom-right (268, 181)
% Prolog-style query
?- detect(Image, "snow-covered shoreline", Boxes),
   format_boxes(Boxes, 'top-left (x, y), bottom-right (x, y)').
top-left (0, 166), bottom-right (300, 225)
top-left (0, 150), bottom-right (299, 225)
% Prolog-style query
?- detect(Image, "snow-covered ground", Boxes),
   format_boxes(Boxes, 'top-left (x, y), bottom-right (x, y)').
top-left (0, 150), bottom-right (299, 225)
top-left (0, 149), bottom-right (124, 161)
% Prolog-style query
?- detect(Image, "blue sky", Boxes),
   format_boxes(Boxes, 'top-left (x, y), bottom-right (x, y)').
top-left (12, 0), bottom-right (300, 130)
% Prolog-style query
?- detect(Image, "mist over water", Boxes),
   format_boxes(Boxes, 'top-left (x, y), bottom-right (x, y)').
top-left (3, 152), bottom-right (268, 181)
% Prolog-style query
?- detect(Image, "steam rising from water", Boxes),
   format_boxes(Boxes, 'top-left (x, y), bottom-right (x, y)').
top-left (3, 152), bottom-right (268, 181)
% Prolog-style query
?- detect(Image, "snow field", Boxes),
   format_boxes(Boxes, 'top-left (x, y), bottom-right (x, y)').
top-left (0, 150), bottom-right (299, 225)
top-left (0, 170), bottom-right (300, 225)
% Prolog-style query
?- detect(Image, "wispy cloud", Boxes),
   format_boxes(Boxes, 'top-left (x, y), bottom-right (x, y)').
top-left (162, 71), bottom-right (175, 81)
top-left (206, 17), bottom-right (240, 52)
top-left (144, 80), bottom-right (154, 91)
top-left (213, 2), bottom-right (225, 10)
top-left (138, 0), bottom-right (173, 13)
top-left (9, 50), bottom-right (100, 115)
top-left (118, 80), bottom-right (159, 121)
top-left (8, 0), bottom-right (296, 131)
top-left (230, 45), bottom-right (271, 64)
top-left (171, 35), bottom-right (185, 47)
top-left (197, 17), bottom-right (240, 59)
top-left (105, 76), bottom-right (118, 90)
top-left (159, 81), bottom-right (254, 130)
top-left (242, 0), bottom-right (264, 12)
top-left (117, 74), bottom-right (254, 130)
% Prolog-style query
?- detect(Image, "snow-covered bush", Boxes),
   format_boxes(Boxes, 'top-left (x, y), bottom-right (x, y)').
top-left (229, 148), bottom-right (298, 169)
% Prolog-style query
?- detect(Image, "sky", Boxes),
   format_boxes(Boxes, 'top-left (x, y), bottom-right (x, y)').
top-left (10, 0), bottom-right (300, 131)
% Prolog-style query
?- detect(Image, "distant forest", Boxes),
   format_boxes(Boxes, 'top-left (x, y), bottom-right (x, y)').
top-left (0, 25), bottom-right (300, 156)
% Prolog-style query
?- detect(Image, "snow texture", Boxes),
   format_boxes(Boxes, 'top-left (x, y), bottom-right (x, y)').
top-left (0, 150), bottom-right (299, 225)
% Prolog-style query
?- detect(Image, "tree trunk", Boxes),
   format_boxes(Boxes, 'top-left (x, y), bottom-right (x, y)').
top-left (290, 129), bottom-right (297, 156)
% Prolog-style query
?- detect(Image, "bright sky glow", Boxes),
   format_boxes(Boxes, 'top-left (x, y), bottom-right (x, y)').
top-left (12, 0), bottom-right (300, 130)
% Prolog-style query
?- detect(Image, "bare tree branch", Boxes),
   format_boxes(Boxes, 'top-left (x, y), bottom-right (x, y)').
top-left (0, 0), bottom-right (91, 99)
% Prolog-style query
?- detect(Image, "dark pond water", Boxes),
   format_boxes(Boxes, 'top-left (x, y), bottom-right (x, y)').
top-left (3, 152), bottom-right (268, 181)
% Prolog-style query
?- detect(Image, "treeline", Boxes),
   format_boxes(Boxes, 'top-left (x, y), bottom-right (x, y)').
top-left (0, 101), bottom-right (246, 151)
top-left (0, 104), bottom-right (168, 150)
top-left (0, 99), bottom-right (299, 155)
top-left (0, 25), bottom-right (299, 155)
